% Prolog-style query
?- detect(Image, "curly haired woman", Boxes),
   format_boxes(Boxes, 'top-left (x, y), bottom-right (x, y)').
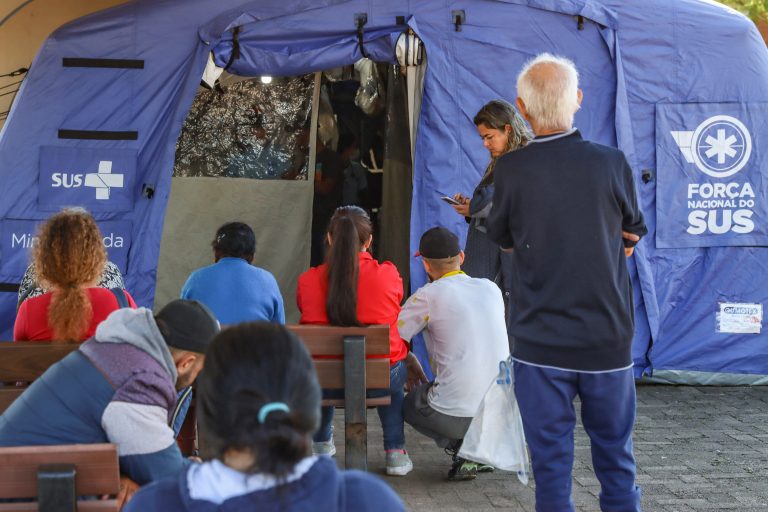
top-left (13, 209), bottom-right (136, 342)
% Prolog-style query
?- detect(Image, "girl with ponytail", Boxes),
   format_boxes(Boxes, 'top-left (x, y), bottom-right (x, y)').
top-left (297, 206), bottom-right (424, 476)
top-left (14, 209), bottom-right (136, 342)
top-left (126, 323), bottom-right (405, 511)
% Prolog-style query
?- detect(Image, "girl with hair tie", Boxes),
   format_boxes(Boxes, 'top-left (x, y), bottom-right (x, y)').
top-left (13, 209), bottom-right (135, 342)
top-left (297, 206), bottom-right (425, 477)
top-left (125, 323), bottom-right (405, 511)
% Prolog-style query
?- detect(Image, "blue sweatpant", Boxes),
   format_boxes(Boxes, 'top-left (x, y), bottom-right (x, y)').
top-left (514, 362), bottom-right (641, 512)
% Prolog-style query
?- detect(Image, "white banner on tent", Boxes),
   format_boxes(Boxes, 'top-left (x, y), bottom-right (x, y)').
top-left (716, 302), bottom-right (762, 334)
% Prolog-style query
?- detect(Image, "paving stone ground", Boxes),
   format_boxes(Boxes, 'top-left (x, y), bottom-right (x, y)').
top-left (330, 385), bottom-right (768, 511)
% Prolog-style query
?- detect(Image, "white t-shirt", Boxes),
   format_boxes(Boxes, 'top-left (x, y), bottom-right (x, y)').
top-left (398, 271), bottom-right (510, 417)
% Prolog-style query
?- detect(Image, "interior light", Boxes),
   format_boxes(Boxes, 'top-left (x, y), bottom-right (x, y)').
top-left (260, 76), bottom-right (273, 84)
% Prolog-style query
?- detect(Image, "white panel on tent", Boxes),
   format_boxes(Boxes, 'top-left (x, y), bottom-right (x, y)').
top-left (156, 73), bottom-right (320, 321)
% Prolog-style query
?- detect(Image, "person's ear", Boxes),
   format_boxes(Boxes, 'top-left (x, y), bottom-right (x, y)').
top-left (421, 259), bottom-right (433, 281)
top-left (576, 89), bottom-right (583, 108)
top-left (504, 124), bottom-right (512, 136)
top-left (326, 233), bottom-right (333, 247)
top-left (363, 234), bottom-right (373, 251)
top-left (516, 97), bottom-right (530, 123)
top-left (176, 353), bottom-right (197, 374)
top-left (459, 251), bottom-right (465, 266)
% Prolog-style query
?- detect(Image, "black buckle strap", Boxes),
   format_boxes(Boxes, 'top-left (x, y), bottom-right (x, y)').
top-left (223, 26), bottom-right (241, 72)
top-left (355, 13), bottom-right (369, 59)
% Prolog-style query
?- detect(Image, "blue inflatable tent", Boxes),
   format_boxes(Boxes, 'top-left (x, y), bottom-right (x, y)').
top-left (1, 0), bottom-right (766, 383)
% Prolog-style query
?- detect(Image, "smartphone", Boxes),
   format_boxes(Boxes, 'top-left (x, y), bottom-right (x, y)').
top-left (441, 196), bottom-right (461, 205)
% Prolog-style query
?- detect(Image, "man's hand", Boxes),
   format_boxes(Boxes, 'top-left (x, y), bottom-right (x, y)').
top-left (116, 476), bottom-right (140, 510)
top-left (622, 231), bottom-right (640, 258)
top-left (405, 351), bottom-right (428, 391)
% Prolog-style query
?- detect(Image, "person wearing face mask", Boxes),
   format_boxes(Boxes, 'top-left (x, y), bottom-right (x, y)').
top-left (450, 101), bottom-right (532, 326)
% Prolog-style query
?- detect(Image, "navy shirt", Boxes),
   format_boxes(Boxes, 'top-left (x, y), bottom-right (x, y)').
top-left (181, 257), bottom-right (285, 325)
top-left (487, 130), bottom-right (647, 372)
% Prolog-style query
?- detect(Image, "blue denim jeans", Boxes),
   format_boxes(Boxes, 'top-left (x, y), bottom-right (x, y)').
top-left (313, 359), bottom-right (406, 451)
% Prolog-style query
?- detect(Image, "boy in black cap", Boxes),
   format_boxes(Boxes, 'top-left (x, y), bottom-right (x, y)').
top-left (0, 300), bottom-right (220, 504)
top-left (399, 227), bottom-right (510, 480)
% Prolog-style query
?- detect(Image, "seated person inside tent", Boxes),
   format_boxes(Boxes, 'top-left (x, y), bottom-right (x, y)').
top-left (125, 322), bottom-right (406, 512)
top-left (398, 227), bottom-right (510, 481)
top-left (0, 300), bottom-right (219, 503)
top-left (181, 222), bottom-right (285, 325)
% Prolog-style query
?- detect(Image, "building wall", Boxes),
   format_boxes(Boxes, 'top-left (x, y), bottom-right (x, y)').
top-left (0, 0), bottom-right (126, 129)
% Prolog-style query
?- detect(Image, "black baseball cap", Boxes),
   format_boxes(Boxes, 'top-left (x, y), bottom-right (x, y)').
top-left (416, 227), bottom-right (461, 259)
top-left (154, 299), bottom-right (220, 354)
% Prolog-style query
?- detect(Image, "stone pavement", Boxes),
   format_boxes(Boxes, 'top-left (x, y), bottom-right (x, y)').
top-left (331, 385), bottom-right (768, 511)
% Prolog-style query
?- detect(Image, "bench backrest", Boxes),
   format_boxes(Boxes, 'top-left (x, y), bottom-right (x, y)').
top-left (0, 342), bottom-right (80, 414)
top-left (0, 443), bottom-right (120, 510)
top-left (287, 324), bottom-right (391, 390)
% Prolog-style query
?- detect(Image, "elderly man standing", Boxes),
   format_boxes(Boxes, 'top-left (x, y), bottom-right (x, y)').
top-left (486, 53), bottom-right (647, 512)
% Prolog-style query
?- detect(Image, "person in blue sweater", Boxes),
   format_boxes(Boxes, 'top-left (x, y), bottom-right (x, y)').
top-left (486, 53), bottom-right (648, 512)
top-left (181, 222), bottom-right (285, 325)
top-left (126, 322), bottom-right (405, 512)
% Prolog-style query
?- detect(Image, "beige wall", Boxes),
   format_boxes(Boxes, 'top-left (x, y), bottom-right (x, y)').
top-left (0, 0), bottom-right (126, 129)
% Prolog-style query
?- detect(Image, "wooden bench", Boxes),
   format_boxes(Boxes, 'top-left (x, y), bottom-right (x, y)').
top-left (0, 324), bottom-right (391, 472)
top-left (288, 324), bottom-right (391, 471)
top-left (0, 342), bottom-right (80, 413)
top-left (0, 443), bottom-right (120, 511)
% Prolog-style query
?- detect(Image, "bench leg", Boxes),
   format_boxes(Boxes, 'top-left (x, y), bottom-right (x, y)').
top-left (344, 336), bottom-right (367, 471)
top-left (38, 464), bottom-right (76, 512)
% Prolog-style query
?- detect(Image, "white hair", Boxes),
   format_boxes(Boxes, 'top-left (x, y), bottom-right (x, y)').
top-left (516, 53), bottom-right (580, 131)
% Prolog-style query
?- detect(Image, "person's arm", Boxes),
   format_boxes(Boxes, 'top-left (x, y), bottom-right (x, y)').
top-left (486, 159), bottom-right (515, 250)
top-left (272, 278), bottom-right (286, 324)
top-left (397, 289), bottom-right (429, 344)
top-left (102, 374), bottom-right (187, 486)
top-left (179, 274), bottom-right (195, 300)
top-left (124, 291), bottom-right (138, 308)
top-left (16, 264), bottom-right (37, 311)
top-left (618, 157), bottom-right (648, 248)
top-left (13, 299), bottom-right (29, 341)
top-left (468, 184), bottom-right (494, 219)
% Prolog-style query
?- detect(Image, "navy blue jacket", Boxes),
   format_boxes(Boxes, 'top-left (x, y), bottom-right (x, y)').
top-left (125, 456), bottom-right (405, 512)
top-left (487, 130), bottom-right (647, 371)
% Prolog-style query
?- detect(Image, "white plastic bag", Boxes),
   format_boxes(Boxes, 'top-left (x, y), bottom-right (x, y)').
top-left (458, 358), bottom-right (529, 484)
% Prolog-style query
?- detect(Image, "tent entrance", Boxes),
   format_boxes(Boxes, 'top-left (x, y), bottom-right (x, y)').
top-left (155, 61), bottom-right (415, 321)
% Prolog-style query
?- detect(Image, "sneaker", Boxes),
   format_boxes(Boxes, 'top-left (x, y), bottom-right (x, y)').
top-left (477, 463), bottom-right (495, 473)
top-left (447, 458), bottom-right (478, 481)
top-left (385, 450), bottom-right (413, 476)
top-left (312, 437), bottom-right (337, 457)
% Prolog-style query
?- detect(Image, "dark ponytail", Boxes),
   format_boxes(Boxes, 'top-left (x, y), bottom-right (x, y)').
top-left (197, 323), bottom-right (321, 478)
top-left (325, 206), bottom-right (372, 326)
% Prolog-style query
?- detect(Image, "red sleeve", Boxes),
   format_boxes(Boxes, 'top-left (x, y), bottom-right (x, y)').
top-left (13, 300), bottom-right (28, 341)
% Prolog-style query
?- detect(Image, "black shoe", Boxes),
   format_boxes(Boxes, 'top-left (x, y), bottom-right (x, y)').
top-left (447, 457), bottom-right (478, 481)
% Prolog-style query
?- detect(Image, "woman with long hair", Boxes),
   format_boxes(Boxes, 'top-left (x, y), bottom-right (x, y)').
top-left (125, 323), bottom-right (404, 511)
top-left (297, 206), bottom-right (424, 476)
top-left (13, 209), bottom-right (135, 341)
top-left (451, 100), bottom-right (531, 318)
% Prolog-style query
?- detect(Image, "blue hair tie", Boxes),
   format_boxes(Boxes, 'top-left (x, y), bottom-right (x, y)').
top-left (258, 402), bottom-right (290, 424)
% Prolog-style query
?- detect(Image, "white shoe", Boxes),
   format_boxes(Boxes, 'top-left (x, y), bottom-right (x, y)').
top-left (385, 450), bottom-right (413, 476)
top-left (312, 437), bottom-right (337, 457)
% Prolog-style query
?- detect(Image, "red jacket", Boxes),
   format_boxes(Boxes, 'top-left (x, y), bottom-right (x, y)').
top-left (297, 252), bottom-right (408, 365)
top-left (14, 287), bottom-right (137, 342)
